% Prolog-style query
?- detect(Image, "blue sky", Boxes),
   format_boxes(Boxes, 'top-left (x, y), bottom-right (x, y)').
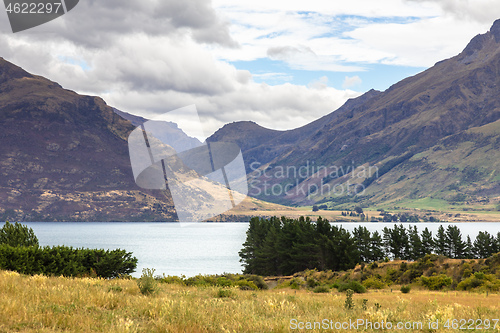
top-left (231, 58), bottom-right (427, 92)
top-left (226, 14), bottom-right (429, 91)
top-left (1, 0), bottom-right (498, 134)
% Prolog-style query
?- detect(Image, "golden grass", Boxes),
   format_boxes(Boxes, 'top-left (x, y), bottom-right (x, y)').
top-left (0, 270), bottom-right (499, 332)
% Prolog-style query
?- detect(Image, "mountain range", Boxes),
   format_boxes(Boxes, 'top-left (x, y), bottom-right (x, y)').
top-left (208, 19), bottom-right (500, 212)
top-left (1, 20), bottom-right (500, 221)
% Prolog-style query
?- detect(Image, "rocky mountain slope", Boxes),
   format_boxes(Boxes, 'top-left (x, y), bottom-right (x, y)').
top-left (208, 20), bottom-right (500, 210)
top-left (0, 58), bottom-right (176, 221)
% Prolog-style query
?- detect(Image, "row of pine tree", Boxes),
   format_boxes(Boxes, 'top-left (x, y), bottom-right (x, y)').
top-left (239, 216), bottom-right (500, 276)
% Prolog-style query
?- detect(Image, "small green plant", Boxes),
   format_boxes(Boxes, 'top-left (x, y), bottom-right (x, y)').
top-left (375, 302), bottom-right (382, 311)
top-left (400, 285), bottom-right (411, 294)
top-left (361, 299), bottom-right (368, 311)
top-left (344, 289), bottom-right (355, 310)
top-left (137, 268), bottom-right (159, 295)
top-left (313, 285), bottom-right (330, 293)
top-left (215, 288), bottom-right (235, 298)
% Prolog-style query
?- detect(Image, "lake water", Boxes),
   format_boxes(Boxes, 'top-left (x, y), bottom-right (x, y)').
top-left (3, 222), bottom-right (500, 278)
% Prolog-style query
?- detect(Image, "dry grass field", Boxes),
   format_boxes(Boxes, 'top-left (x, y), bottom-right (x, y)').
top-left (1, 270), bottom-right (499, 332)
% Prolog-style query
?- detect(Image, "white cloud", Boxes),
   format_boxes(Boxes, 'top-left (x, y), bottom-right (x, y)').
top-left (405, 0), bottom-right (500, 23)
top-left (0, 2), bottom-right (361, 135)
top-left (252, 72), bottom-right (293, 83)
top-left (346, 16), bottom-right (490, 67)
top-left (1, 0), bottom-right (498, 139)
top-left (308, 76), bottom-right (329, 90)
top-left (342, 76), bottom-right (362, 89)
top-left (210, 0), bottom-right (498, 70)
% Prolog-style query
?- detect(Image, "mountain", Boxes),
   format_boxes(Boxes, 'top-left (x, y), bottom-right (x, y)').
top-left (208, 20), bottom-right (500, 210)
top-left (0, 58), bottom-right (177, 221)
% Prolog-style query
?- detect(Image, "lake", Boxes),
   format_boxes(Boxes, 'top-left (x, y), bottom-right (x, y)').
top-left (3, 222), bottom-right (500, 277)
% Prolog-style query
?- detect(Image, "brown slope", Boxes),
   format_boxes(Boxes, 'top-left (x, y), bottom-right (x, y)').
top-left (0, 58), bottom-right (176, 221)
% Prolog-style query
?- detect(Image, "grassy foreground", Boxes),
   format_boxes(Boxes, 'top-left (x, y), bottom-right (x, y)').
top-left (1, 270), bottom-right (499, 332)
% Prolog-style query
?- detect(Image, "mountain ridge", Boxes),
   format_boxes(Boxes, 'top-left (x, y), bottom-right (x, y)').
top-left (208, 20), bottom-right (500, 210)
top-left (0, 58), bottom-right (177, 221)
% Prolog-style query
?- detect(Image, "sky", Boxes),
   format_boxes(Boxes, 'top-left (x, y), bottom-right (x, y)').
top-left (0, 0), bottom-right (499, 137)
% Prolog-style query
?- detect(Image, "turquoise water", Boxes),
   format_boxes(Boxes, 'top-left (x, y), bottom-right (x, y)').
top-left (3, 222), bottom-right (500, 277)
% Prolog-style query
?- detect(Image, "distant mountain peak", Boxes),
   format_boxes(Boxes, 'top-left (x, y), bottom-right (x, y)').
top-left (457, 18), bottom-right (500, 65)
top-left (491, 18), bottom-right (500, 42)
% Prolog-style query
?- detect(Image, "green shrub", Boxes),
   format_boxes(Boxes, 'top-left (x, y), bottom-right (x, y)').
top-left (137, 268), bottom-right (159, 295)
top-left (419, 274), bottom-right (452, 290)
top-left (215, 288), bottom-right (235, 298)
top-left (0, 244), bottom-right (137, 278)
top-left (237, 274), bottom-right (268, 290)
top-left (278, 277), bottom-right (302, 290)
top-left (236, 280), bottom-right (258, 290)
top-left (457, 272), bottom-right (500, 291)
top-left (313, 285), bottom-right (330, 293)
top-left (0, 221), bottom-right (38, 247)
top-left (400, 285), bottom-right (411, 294)
top-left (216, 277), bottom-right (232, 287)
top-left (385, 268), bottom-right (401, 283)
top-left (362, 277), bottom-right (386, 289)
top-left (184, 275), bottom-right (216, 287)
top-left (306, 278), bottom-right (319, 288)
top-left (158, 275), bottom-right (185, 285)
top-left (337, 280), bottom-right (366, 293)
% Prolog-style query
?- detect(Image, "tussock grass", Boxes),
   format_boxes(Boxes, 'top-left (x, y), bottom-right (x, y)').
top-left (0, 270), bottom-right (499, 332)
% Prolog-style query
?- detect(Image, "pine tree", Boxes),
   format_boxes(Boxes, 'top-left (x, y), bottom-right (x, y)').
top-left (473, 231), bottom-right (495, 258)
top-left (434, 225), bottom-right (449, 257)
top-left (421, 227), bottom-right (434, 254)
top-left (239, 217), bottom-right (271, 274)
top-left (446, 225), bottom-right (466, 259)
top-left (465, 235), bottom-right (474, 259)
top-left (353, 226), bottom-right (371, 263)
top-left (495, 232), bottom-right (500, 254)
top-left (369, 231), bottom-right (385, 262)
top-left (0, 221), bottom-right (39, 247)
top-left (408, 225), bottom-right (424, 260)
top-left (383, 224), bottom-right (408, 260)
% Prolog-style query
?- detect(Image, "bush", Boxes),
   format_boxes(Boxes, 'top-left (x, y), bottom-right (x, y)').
top-left (313, 285), bottom-right (330, 293)
top-left (184, 275), bottom-right (216, 287)
top-left (242, 275), bottom-right (268, 290)
top-left (137, 268), bottom-right (160, 295)
top-left (457, 272), bottom-right (500, 291)
top-left (236, 280), bottom-right (258, 290)
top-left (306, 278), bottom-right (319, 289)
top-left (0, 221), bottom-right (38, 247)
top-left (216, 288), bottom-right (235, 298)
top-left (420, 274), bottom-right (453, 290)
top-left (158, 275), bottom-right (185, 285)
top-left (0, 244), bottom-right (137, 278)
top-left (337, 280), bottom-right (366, 293)
top-left (400, 285), bottom-right (411, 294)
top-left (362, 277), bottom-right (386, 289)
top-left (216, 277), bottom-right (232, 287)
